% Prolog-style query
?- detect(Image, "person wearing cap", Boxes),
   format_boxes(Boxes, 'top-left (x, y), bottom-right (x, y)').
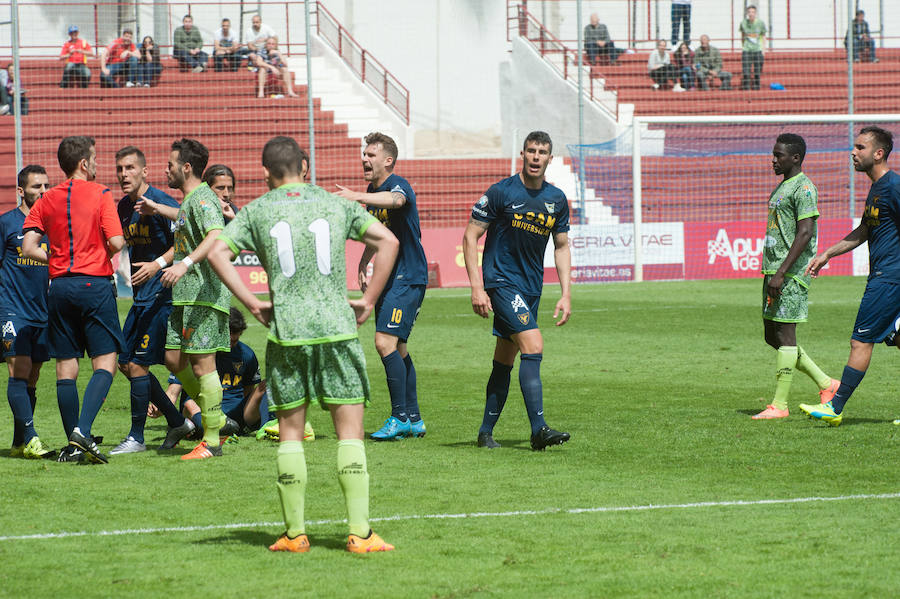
top-left (60, 25), bottom-right (92, 88)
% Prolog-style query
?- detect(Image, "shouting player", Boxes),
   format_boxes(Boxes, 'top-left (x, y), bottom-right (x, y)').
top-left (752, 133), bottom-right (839, 419)
top-left (209, 135), bottom-right (398, 553)
top-left (463, 130), bottom-right (571, 451)
top-left (2, 165), bottom-right (53, 458)
top-left (336, 132), bottom-right (428, 441)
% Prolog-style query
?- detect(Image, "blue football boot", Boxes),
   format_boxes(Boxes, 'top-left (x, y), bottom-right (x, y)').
top-left (370, 416), bottom-right (411, 441)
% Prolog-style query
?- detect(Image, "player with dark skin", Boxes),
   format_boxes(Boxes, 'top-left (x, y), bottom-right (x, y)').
top-left (764, 140), bottom-right (814, 350)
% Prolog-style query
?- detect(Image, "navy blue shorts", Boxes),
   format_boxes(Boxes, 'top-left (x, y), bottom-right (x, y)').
top-left (852, 278), bottom-right (900, 344)
top-left (119, 297), bottom-right (172, 366)
top-left (48, 276), bottom-right (124, 359)
top-left (375, 283), bottom-right (425, 343)
top-left (487, 287), bottom-right (540, 339)
top-left (1, 318), bottom-right (50, 362)
top-left (222, 393), bottom-right (245, 422)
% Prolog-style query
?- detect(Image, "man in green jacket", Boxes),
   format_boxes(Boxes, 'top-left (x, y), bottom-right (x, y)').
top-left (174, 14), bottom-right (208, 73)
top-left (695, 34), bottom-right (732, 90)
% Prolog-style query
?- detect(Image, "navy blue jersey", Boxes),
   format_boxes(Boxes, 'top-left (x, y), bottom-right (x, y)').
top-left (169, 340), bottom-right (261, 402)
top-left (0, 207), bottom-right (48, 325)
top-left (472, 174), bottom-right (570, 295)
top-left (117, 185), bottom-right (180, 305)
top-left (366, 173), bottom-right (427, 286)
top-left (863, 170), bottom-right (900, 282)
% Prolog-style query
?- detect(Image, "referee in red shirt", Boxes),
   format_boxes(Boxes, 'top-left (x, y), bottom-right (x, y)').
top-left (23, 136), bottom-right (126, 464)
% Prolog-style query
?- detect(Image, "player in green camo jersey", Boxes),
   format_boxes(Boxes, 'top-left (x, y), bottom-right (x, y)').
top-left (208, 136), bottom-right (399, 554)
top-left (154, 138), bottom-right (230, 458)
top-left (753, 133), bottom-right (838, 420)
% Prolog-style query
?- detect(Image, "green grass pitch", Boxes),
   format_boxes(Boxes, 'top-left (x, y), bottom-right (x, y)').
top-left (2, 277), bottom-right (900, 598)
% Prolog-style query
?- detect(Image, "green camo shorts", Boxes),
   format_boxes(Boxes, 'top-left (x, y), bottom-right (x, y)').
top-left (265, 338), bottom-right (371, 411)
top-left (762, 275), bottom-right (808, 323)
top-left (165, 304), bottom-right (230, 353)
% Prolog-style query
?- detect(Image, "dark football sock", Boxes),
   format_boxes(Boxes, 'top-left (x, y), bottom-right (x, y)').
top-left (519, 353), bottom-right (547, 434)
top-left (76, 369), bottom-right (113, 438)
top-left (479, 360), bottom-right (512, 434)
top-left (831, 365), bottom-right (865, 414)
top-left (147, 372), bottom-right (185, 429)
top-left (403, 354), bottom-right (421, 422)
top-left (8, 377), bottom-right (35, 445)
top-left (381, 351), bottom-right (407, 420)
top-left (56, 379), bottom-right (79, 439)
top-left (127, 375), bottom-right (151, 443)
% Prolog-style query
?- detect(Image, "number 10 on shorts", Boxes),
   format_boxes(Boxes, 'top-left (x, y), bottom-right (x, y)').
top-left (391, 308), bottom-right (403, 323)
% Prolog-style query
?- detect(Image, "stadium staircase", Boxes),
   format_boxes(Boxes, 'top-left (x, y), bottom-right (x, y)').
top-left (0, 58), bottom-right (509, 227)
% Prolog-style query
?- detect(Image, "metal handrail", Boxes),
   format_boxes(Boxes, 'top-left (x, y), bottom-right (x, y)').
top-left (313, 0), bottom-right (409, 124)
top-left (506, 4), bottom-right (618, 119)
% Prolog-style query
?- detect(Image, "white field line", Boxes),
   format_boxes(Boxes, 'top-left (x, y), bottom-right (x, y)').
top-left (2, 492), bottom-right (898, 542)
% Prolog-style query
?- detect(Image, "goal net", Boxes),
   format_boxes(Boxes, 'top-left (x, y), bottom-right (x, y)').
top-left (566, 114), bottom-right (900, 282)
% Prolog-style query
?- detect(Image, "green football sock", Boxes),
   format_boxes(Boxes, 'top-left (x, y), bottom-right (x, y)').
top-left (198, 371), bottom-right (222, 445)
top-left (174, 366), bottom-right (201, 400)
top-left (795, 346), bottom-right (832, 390)
top-left (773, 346), bottom-right (798, 411)
top-left (337, 439), bottom-right (370, 537)
top-left (276, 440), bottom-right (307, 538)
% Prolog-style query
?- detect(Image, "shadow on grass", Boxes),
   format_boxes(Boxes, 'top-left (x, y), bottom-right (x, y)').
top-left (735, 408), bottom-right (895, 426)
top-left (736, 409), bottom-right (770, 416)
top-left (209, 530), bottom-right (273, 546)
top-left (838, 417), bottom-right (896, 426)
top-left (205, 530), bottom-right (350, 551)
top-left (439, 439), bottom-right (534, 451)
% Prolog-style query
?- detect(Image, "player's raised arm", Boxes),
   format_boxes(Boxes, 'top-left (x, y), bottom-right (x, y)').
top-left (552, 231), bottom-right (572, 326)
top-left (207, 238), bottom-right (272, 326)
top-left (135, 196), bottom-right (180, 221)
top-left (336, 184), bottom-right (406, 209)
top-left (462, 219), bottom-right (491, 318)
top-left (806, 221), bottom-right (868, 277)
top-left (349, 220), bottom-right (398, 325)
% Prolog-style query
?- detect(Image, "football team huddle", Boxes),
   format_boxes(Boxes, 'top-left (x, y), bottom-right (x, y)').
top-left (3, 129), bottom-right (573, 553)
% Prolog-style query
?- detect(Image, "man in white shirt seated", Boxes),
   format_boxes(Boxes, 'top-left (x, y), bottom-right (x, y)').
top-left (214, 18), bottom-right (247, 71)
top-left (245, 14), bottom-right (276, 71)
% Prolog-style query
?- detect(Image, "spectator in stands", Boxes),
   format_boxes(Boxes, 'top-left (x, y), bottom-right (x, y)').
top-left (59, 25), bottom-right (92, 88)
top-left (173, 14), bottom-right (208, 73)
top-left (214, 18), bottom-right (247, 72)
top-left (673, 41), bottom-right (696, 90)
top-left (137, 36), bottom-right (162, 87)
top-left (246, 14), bottom-right (276, 71)
top-left (647, 40), bottom-right (682, 91)
top-left (0, 64), bottom-right (28, 115)
top-left (846, 10), bottom-right (878, 63)
top-left (739, 5), bottom-right (766, 90)
top-left (695, 35), bottom-right (732, 90)
top-left (256, 37), bottom-right (298, 98)
top-left (100, 29), bottom-right (139, 88)
top-left (671, 0), bottom-right (691, 48)
top-left (583, 13), bottom-right (618, 66)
